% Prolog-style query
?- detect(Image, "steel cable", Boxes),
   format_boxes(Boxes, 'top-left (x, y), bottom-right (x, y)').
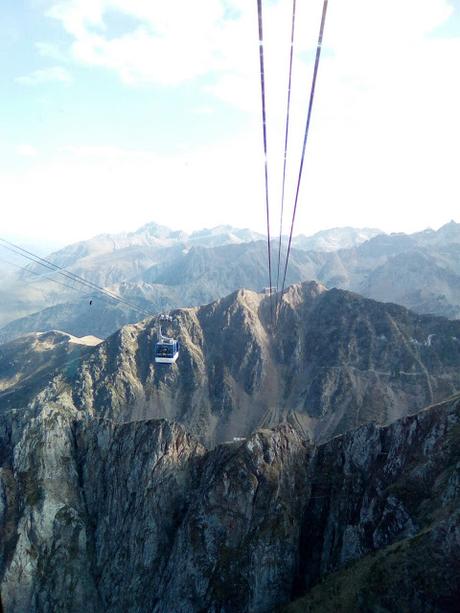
top-left (257, 0), bottom-right (274, 323)
top-left (278, 0), bottom-right (329, 318)
top-left (275, 0), bottom-right (297, 304)
top-left (0, 238), bottom-right (153, 317)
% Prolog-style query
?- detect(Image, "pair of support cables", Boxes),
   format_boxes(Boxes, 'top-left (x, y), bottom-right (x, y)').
top-left (256, 0), bottom-right (329, 323)
top-left (0, 237), bottom-right (153, 317)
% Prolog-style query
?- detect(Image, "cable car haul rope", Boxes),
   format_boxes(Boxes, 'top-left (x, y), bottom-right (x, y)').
top-left (255, 0), bottom-right (330, 322)
top-left (257, 0), bottom-right (274, 323)
top-left (0, 237), bottom-right (152, 317)
top-left (0, 237), bottom-right (181, 365)
top-left (276, 0), bottom-right (297, 300)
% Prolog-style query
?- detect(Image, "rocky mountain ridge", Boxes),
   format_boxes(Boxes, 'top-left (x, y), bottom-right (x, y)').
top-left (293, 226), bottom-right (381, 252)
top-left (0, 222), bottom-right (265, 330)
top-left (18, 222), bottom-right (380, 279)
top-left (0, 331), bottom-right (101, 406)
top-left (2, 282), bottom-right (460, 448)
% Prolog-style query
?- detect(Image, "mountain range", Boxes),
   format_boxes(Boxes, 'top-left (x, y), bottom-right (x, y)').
top-left (1, 221), bottom-right (459, 345)
top-left (0, 223), bottom-right (381, 338)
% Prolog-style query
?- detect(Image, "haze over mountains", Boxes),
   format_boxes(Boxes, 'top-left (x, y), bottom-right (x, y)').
top-left (1, 282), bottom-right (460, 611)
top-left (0, 220), bottom-right (459, 344)
top-left (0, 223), bottom-right (379, 336)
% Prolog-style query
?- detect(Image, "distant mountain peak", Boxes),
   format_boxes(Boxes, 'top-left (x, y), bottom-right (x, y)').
top-left (292, 226), bottom-right (384, 252)
top-left (135, 221), bottom-right (183, 239)
top-left (438, 219), bottom-right (459, 232)
top-left (281, 280), bottom-right (327, 307)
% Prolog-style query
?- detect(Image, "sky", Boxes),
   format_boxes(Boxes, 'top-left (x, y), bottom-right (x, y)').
top-left (0, 0), bottom-right (459, 244)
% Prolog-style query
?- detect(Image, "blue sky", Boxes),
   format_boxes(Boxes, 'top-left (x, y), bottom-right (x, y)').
top-left (1, 0), bottom-right (459, 244)
top-left (0, 1), bottom-right (244, 154)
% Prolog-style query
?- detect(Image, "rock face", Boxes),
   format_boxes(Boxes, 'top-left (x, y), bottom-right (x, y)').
top-left (1, 283), bottom-right (460, 611)
top-left (284, 395), bottom-right (460, 612)
top-left (2, 282), bottom-right (460, 447)
top-left (292, 226), bottom-right (382, 252)
top-left (0, 331), bottom-right (101, 402)
top-left (0, 411), bottom-right (205, 612)
top-left (157, 425), bottom-right (311, 613)
top-left (1, 387), bottom-right (459, 611)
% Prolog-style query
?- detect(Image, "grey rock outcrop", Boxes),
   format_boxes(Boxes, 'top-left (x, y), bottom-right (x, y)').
top-left (1, 390), bottom-right (459, 611)
top-left (284, 396), bottom-right (460, 612)
top-left (0, 411), bottom-right (205, 612)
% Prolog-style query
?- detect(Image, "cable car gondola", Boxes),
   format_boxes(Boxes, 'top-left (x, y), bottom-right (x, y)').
top-left (155, 315), bottom-right (179, 364)
top-left (155, 337), bottom-right (179, 364)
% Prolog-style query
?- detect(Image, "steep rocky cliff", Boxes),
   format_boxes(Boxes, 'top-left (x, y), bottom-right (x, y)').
top-left (161, 395), bottom-right (460, 612)
top-left (0, 412), bottom-right (205, 612)
top-left (1, 390), bottom-right (459, 611)
top-left (1, 283), bottom-right (460, 611)
top-left (284, 395), bottom-right (460, 612)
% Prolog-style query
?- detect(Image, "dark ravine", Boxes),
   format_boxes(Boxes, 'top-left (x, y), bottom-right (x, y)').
top-left (0, 392), bottom-right (459, 611)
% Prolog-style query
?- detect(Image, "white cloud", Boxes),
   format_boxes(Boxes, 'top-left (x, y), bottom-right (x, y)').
top-left (1, 128), bottom-right (459, 246)
top-left (35, 41), bottom-right (69, 62)
top-left (41, 0), bottom-right (455, 91)
top-left (5, 0), bottom-right (458, 241)
top-left (0, 139), bottom-right (272, 242)
top-left (15, 66), bottom-right (73, 85)
top-left (15, 144), bottom-right (39, 157)
top-left (45, 0), bottom-right (235, 85)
